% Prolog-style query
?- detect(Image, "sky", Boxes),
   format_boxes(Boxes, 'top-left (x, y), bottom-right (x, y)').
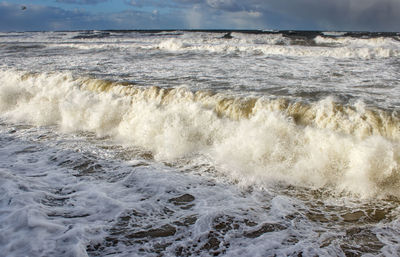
top-left (1, 0), bottom-right (399, 32)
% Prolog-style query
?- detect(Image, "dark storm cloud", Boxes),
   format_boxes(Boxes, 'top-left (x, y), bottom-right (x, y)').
top-left (129, 0), bottom-right (400, 31)
top-left (171, 0), bottom-right (400, 31)
top-left (55, 0), bottom-right (108, 4)
top-left (260, 0), bottom-right (400, 31)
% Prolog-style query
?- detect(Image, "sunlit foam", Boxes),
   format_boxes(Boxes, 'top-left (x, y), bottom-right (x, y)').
top-left (1, 69), bottom-right (399, 198)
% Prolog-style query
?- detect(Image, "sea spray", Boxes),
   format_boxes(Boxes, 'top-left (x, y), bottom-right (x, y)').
top-left (1, 69), bottom-right (399, 197)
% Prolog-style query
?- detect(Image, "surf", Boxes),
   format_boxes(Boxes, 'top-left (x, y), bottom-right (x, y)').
top-left (0, 69), bottom-right (399, 198)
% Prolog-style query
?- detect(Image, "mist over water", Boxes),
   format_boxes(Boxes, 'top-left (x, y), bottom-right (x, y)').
top-left (1, 30), bottom-right (400, 256)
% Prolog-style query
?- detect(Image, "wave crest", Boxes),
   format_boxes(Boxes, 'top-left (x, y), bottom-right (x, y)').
top-left (1, 69), bottom-right (399, 198)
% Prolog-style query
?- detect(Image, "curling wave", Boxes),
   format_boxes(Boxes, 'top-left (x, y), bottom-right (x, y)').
top-left (0, 69), bottom-right (399, 197)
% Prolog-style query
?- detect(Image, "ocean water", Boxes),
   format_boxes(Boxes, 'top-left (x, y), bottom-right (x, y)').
top-left (0, 30), bottom-right (400, 256)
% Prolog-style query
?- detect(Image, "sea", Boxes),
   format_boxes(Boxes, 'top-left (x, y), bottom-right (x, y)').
top-left (0, 30), bottom-right (399, 256)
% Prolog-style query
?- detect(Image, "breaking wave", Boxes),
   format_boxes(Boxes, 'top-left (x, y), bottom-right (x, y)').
top-left (156, 37), bottom-right (400, 59)
top-left (39, 32), bottom-right (400, 59)
top-left (1, 69), bottom-right (399, 197)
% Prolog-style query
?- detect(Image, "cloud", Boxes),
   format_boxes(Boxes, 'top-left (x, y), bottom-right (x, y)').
top-left (0, 2), bottom-right (182, 31)
top-left (262, 0), bottom-right (400, 31)
top-left (106, 9), bottom-right (178, 29)
top-left (205, 0), bottom-right (242, 12)
top-left (126, 0), bottom-right (180, 9)
top-left (184, 5), bottom-right (203, 28)
top-left (181, 2), bottom-right (263, 29)
top-left (0, 2), bottom-right (88, 31)
top-left (0, 0), bottom-right (399, 31)
top-left (171, 0), bottom-right (400, 31)
top-left (55, 0), bottom-right (109, 4)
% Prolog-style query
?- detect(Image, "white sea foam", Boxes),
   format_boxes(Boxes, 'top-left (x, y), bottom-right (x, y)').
top-left (1, 31), bottom-right (400, 256)
top-left (0, 70), bottom-right (398, 198)
top-left (154, 37), bottom-right (400, 59)
top-left (322, 31), bottom-right (348, 37)
top-left (314, 35), bottom-right (400, 47)
top-left (16, 31), bottom-right (397, 59)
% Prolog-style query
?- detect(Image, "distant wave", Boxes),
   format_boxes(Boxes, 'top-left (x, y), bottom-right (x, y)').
top-left (1, 69), bottom-right (399, 198)
top-left (155, 35), bottom-right (400, 59)
top-left (4, 30), bottom-right (399, 60)
top-left (59, 33), bottom-right (400, 59)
